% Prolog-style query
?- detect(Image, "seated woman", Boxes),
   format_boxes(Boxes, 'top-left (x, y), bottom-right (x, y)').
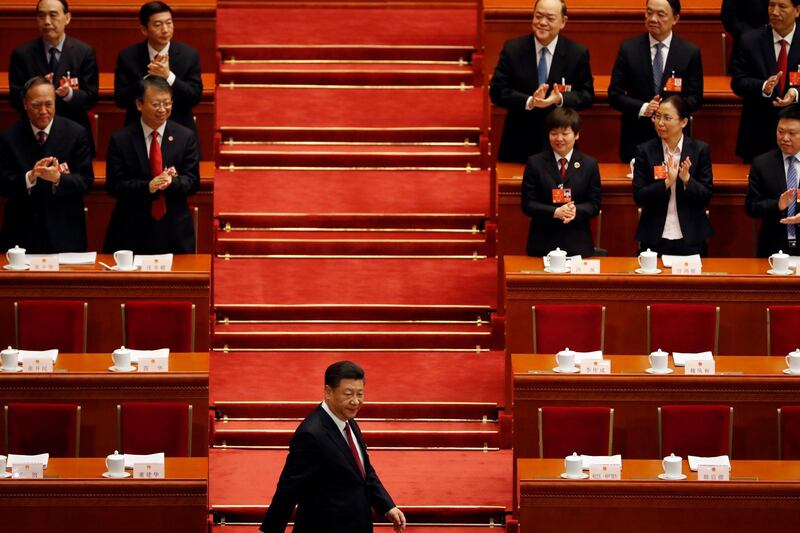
top-left (521, 107), bottom-right (601, 257)
top-left (632, 94), bottom-right (713, 256)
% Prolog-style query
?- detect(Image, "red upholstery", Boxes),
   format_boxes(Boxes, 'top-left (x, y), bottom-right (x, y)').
top-left (780, 406), bottom-right (800, 459)
top-left (768, 306), bottom-right (800, 356)
top-left (533, 304), bottom-right (603, 353)
top-left (5, 403), bottom-right (80, 457)
top-left (124, 301), bottom-right (194, 351)
top-left (660, 405), bottom-right (731, 458)
top-left (16, 300), bottom-right (86, 352)
top-left (648, 304), bottom-right (718, 353)
top-left (119, 402), bottom-right (191, 456)
top-left (539, 407), bottom-right (612, 458)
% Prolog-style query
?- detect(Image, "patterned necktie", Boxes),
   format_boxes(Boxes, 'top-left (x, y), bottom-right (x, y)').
top-left (48, 47), bottom-right (59, 75)
top-left (559, 157), bottom-right (568, 180)
top-left (37, 131), bottom-right (47, 145)
top-left (652, 42), bottom-right (664, 94)
top-left (787, 156), bottom-right (797, 240)
top-left (150, 130), bottom-right (167, 221)
top-left (537, 47), bottom-right (549, 86)
top-left (344, 422), bottom-right (366, 478)
top-left (778, 39), bottom-right (789, 95)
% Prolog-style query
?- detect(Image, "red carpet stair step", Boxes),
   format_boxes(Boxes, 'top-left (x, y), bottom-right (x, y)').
top-left (210, 526), bottom-right (511, 532)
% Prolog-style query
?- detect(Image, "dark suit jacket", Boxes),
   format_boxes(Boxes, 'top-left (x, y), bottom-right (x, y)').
top-left (521, 148), bottom-right (601, 256)
top-left (731, 25), bottom-right (800, 162)
top-left (103, 119), bottom-right (199, 254)
top-left (490, 34), bottom-right (594, 163)
top-left (260, 405), bottom-right (395, 533)
top-left (8, 36), bottom-right (99, 139)
top-left (0, 117), bottom-right (93, 253)
top-left (721, 0), bottom-right (769, 43)
top-left (746, 148), bottom-right (799, 257)
top-left (608, 33), bottom-right (704, 162)
top-left (632, 135), bottom-right (713, 247)
top-left (113, 40), bottom-right (202, 130)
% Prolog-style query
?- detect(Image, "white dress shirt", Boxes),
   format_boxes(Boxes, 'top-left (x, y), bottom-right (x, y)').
top-left (147, 41), bottom-right (177, 85)
top-left (321, 400), bottom-right (365, 468)
top-left (552, 148), bottom-right (574, 169)
top-left (638, 32), bottom-right (673, 117)
top-left (526, 36), bottom-right (561, 110)
top-left (141, 119), bottom-right (167, 156)
top-left (763, 25), bottom-right (798, 101)
top-left (661, 135), bottom-right (684, 240)
top-left (26, 119), bottom-right (56, 189)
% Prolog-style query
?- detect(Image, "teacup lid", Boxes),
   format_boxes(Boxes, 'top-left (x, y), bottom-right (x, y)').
top-left (665, 452), bottom-right (682, 461)
top-left (1, 345), bottom-right (17, 355)
top-left (108, 450), bottom-right (121, 458)
top-left (790, 348), bottom-right (800, 356)
top-left (558, 347), bottom-right (575, 356)
top-left (548, 247), bottom-right (566, 257)
top-left (651, 348), bottom-right (667, 356)
top-left (566, 452), bottom-right (580, 459)
top-left (641, 248), bottom-right (657, 256)
top-left (8, 245), bottom-right (24, 253)
top-left (113, 345), bottom-right (129, 353)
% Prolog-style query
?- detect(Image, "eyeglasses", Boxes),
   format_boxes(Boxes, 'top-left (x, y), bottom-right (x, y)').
top-left (652, 113), bottom-right (677, 123)
top-left (148, 100), bottom-right (173, 111)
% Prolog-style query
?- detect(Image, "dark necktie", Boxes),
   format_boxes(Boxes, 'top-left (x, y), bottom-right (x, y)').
top-left (149, 130), bottom-right (167, 221)
top-left (344, 422), bottom-right (366, 479)
top-left (537, 47), bottom-right (549, 86)
top-left (48, 47), bottom-right (59, 75)
top-left (37, 131), bottom-right (47, 145)
top-left (559, 157), bottom-right (568, 180)
top-left (778, 39), bottom-right (789, 95)
top-left (652, 42), bottom-right (664, 93)
top-left (787, 156), bottom-right (797, 240)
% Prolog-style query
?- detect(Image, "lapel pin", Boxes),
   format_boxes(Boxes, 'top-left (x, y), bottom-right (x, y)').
top-left (574, 161), bottom-right (581, 169)
top-left (168, 136), bottom-right (174, 142)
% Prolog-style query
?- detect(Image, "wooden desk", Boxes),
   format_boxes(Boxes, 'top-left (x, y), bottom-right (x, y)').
top-left (0, 353), bottom-right (208, 457)
top-left (0, 457), bottom-right (207, 533)
top-left (518, 458), bottom-right (800, 533)
top-left (497, 161), bottom-right (753, 258)
top-left (504, 256), bottom-right (793, 357)
top-left (0, 254), bottom-right (211, 354)
top-left (513, 354), bottom-right (800, 460)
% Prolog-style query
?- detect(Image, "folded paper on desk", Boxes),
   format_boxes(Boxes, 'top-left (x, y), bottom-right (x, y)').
top-left (134, 254), bottom-right (173, 270)
top-left (127, 348), bottom-right (169, 363)
top-left (688, 455), bottom-right (730, 472)
top-left (661, 254), bottom-right (701, 268)
top-left (25, 252), bottom-right (96, 265)
top-left (7, 453), bottom-right (49, 468)
top-left (672, 351), bottom-right (713, 367)
top-left (573, 351), bottom-right (603, 363)
top-left (580, 454), bottom-right (622, 470)
top-left (124, 452), bottom-right (165, 469)
top-left (19, 349), bottom-right (58, 363)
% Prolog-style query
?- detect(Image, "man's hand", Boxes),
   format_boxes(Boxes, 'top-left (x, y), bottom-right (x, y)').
top-left (147, 53), bottom-right (170, 79)
top-left (779, 188), bottom-right (797, 211)
top-left (781, 214), bottom-right (800, 224)
top-left (643, 95), bottom-right (662, 117)
top-left (32, 157), bottom-right (61, 183)
top-left (149, 170), bottom-right (173, 193)
top-left (386, 507), bottom-right (406, 532)
top-left (532, 83), bottom-right (562, 108)
top-left (773, 87), bottom-right (798, 107)
top-left (554, 202), bottom-right (576, 224)
top-left (765, 72), bottom-right (783, 96)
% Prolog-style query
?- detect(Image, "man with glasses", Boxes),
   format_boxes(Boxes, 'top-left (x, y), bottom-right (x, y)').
top-left (114, 1), bottom-right (202, 131)
top-left (104, 76), bottom-right (199, 254)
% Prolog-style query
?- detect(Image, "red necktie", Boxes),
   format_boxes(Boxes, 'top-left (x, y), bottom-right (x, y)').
top-left (37, 131), bottom-right (47, 145)
top-left (778, 39), bottom-right (788, 95)
top-left (344, 422), bottom-right (366, 479)
top-left (149, 130), bottom-right (166, 221)
top-left (559, 157), bottom-right (568, 180)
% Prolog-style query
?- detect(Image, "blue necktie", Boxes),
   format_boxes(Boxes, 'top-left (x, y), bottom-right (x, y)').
top-left (787, 156), bottom-right (797, 239)
top-left (48, 47), bottom-right (59, 75)
top-left (537, 47), bottom-right (549, 86)
top-left (652, 42), bottom-right (664, 93)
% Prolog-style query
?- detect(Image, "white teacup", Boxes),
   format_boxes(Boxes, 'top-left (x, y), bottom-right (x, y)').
top-left (649, 349), bottom-right (669, 372)
top-left (112, 346), bottom-right (131, 370)
top-left (662, 453), bottom-right (683, 478)
top-left (786, 349), bottom-right (800, 373)
top-left (555, 348), bottom-right (576, 371)
top-left (106, 450), bottom-right (125, 475)
top-left (6, 245), bottom-right (26, 269)
top-left (638, 248), bottom-right (658, 272)
top-left (1, 346), bottom-right (19, 371)
top-left (113, 250), bottom-right (134, 269)
top-left (548, 247), bottom-right (567, 271)
top-left (564, 452), bottom-right (583, 476)
top-left (769, 250), bottom-right (790, 274)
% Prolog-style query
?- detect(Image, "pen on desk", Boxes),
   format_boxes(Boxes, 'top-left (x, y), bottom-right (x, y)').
top-left (98, 262), bottom-right (113, 270)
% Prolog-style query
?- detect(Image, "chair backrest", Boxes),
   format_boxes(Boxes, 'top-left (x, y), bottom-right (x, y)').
top-left (778, 407), bottom-right (800, 460)
top-left (5, 403), bottom-right (80, 457)
top-left (121, 301), bottom-right (196, 351)
top-left (14, 300), bottom-right (87, 352)
top-left (659, 405), bottom-right (733, 458)
top-left (117, 402), bottom-right (192, 456)
top-left (538, 406), bottom-right (614, 458)
top-left (647, 304), bottom-right (719, 354)
top-left (532, 304), bottom-right (605, 353)
top-left (767, 306), bottom-right (800, 356)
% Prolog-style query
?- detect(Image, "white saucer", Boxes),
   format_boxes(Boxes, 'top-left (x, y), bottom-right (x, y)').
top-left (108, 365), bottom-right (136, 372)
top-left (635, 268), bottom-right (661, 275)
top-left (560, 472), bottom-right (589, 479)
top-left (544, 266), bottom-right (571, 274)
top-left (102, 471), bottom-right (131, 478)
top-left (658, 473), bottom-right (687, 480)
top-left (552, 366), bottom-right (580, 374)
top-left (1, 366), bottom-right (22, 372)
top-left (645, 367), bottom-right (673, 374)
top-left (110, 265), bottom-right (138, 272)
top-left (783, 368), bottom-right (800, 375)
top-left (0, 471), bottom-right (11, 478)
top-left (768, 269), bottom-right (793, 276)
top-left (3, 264), bottom-right (29, 271)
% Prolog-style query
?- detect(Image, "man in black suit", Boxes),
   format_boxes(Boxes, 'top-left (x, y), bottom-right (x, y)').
top-left (521, 107), bottom-right (601, 257)
top-left (490, 0), bottom-right (594, 163)
top-left (0, 77), bottom-right (93, 253)
top-left (746, 105), bottom-right (800, 257)
top-left (103, 76), bottom-right (199, 254)
top-left (114, 1), bottom-right (202, 130)
top-left (8, 0), bottom-right (98, 147)
top-left (608, 0), bottom-right (703, 163)
top-left (731, 0), bottom-right (800, 163)
top-left (261, 361), bottom-right (406, 533)
top-left (721, 0), bottom-right (770, 56)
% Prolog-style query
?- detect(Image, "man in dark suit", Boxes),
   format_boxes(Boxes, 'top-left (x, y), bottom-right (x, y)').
top-left (721, 0), bottom-right (770, 56)
top-left (103, 76), bottom-right (199, 254)
top-left (731, 0), bottom-right (800, 163)
top-left (490, 0), bottom-right (594, 163)
top-left (746, 105), bottom-right (800, 257)
top-left (261, 361), bottom-right (406, 533)
top-left (114, 1), bottom-right (202, 130)
top-left (608, 0), bottom-right (703, 163)
top-left (8, 0), bottom-right (98, 147)
top-left (521, 107), bottom-right (601, 257)
top-left (0, 77), bottom-right (93, 253)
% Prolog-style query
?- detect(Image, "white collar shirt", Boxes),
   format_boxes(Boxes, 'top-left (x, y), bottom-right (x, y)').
top-left (321, 400), bottom-right (365, 468)
top-left (661, 135), bottom-right (684, 240)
